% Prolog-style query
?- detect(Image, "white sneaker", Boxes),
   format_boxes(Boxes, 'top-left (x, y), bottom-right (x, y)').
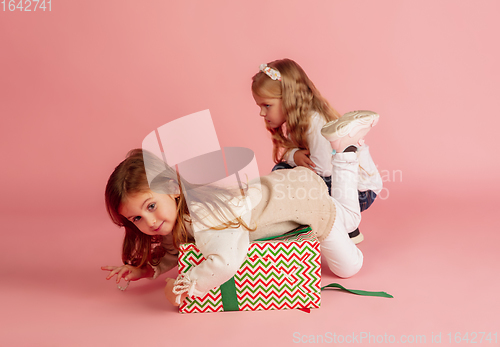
top-left (321, 110), bottom-right (379, 153)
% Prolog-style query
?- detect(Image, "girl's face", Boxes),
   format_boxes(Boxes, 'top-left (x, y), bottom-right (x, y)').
top-left (253, 93), bottom-right (286, 129)
top-left (119, 190), bottom-right (179, 236)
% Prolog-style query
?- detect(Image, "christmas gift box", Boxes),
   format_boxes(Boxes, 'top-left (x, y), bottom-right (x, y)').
top-left (178, 226), bottom-right (321, 313)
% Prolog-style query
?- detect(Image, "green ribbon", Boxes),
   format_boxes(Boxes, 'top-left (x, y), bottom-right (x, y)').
top-left (220, 276), bottom-right (239, 311)
top-left (218, 227), bottom-right (393, 311)
top-left (321, 283), bottom-right (393, 298)
top-left (254, 226), bottom-right (312, 242)
top-left (219, 227), bottom-right (312, 311)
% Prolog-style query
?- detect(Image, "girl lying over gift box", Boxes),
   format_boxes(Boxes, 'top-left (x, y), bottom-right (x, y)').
top-left (102, 112), bottom-right (378, 306)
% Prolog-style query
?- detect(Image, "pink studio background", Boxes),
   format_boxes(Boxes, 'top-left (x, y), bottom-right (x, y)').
top-left (1, 1), bottom-right (499, 346)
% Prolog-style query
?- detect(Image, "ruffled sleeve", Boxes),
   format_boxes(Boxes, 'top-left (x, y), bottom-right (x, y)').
top-left (172, 196), bottom-right (252, 302)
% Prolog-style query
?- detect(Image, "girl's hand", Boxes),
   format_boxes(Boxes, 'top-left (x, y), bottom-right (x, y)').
top-left (294, 149), bottom-right (316, 171)
top-left (165, 278), bottom-right (188, 306)
top-left (101, 265), bottom-right (149, 283)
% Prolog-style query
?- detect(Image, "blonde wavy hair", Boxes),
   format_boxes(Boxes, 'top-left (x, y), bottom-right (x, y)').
top-left (252, 58), bottom-right (341, 164)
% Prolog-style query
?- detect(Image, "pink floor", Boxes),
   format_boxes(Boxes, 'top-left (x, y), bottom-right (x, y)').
top-left (2, 1), bottom-right (500, 346)
top-left (2, 186), bottom-right (498, 347)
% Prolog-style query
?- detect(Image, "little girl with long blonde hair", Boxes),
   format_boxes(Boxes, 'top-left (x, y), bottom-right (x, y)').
top-left (102, 138), bottom-right (370, 305)
top-left (252, 58), bottom-right (383, 243)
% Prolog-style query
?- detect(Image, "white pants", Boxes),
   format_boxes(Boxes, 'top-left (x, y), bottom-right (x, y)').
top-left (321, 152), bottom-right (364, 278)
top-left (357, 144), bottom-right (383, 194)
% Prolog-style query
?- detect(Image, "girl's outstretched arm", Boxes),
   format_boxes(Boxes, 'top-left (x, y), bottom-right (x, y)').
top-left (101, 264), bottom-right (154, 283)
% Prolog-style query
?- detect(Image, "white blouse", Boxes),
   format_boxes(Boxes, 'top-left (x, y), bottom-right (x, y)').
top-left (283, 112), bottom-right (333, 178)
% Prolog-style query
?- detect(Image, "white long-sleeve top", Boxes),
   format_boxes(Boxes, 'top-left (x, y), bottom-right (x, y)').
top-left (282, 112), bottom-right (383, 194)
top-left (174, 193), bottom-right (256, 298)
top-left (283, 112), bottom-right (333, 178)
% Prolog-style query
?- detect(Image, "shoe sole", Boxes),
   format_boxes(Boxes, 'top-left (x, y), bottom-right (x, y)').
top-left (321, 110), bottom-right (379, 142)
top-left (349, 232), bottom-right (364, 244)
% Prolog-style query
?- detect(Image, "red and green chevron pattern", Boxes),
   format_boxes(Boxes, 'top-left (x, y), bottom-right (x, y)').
top-left (178, 228), bottom-right (321, 313)
top-left (178, 243), bottom-right (225, 313)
